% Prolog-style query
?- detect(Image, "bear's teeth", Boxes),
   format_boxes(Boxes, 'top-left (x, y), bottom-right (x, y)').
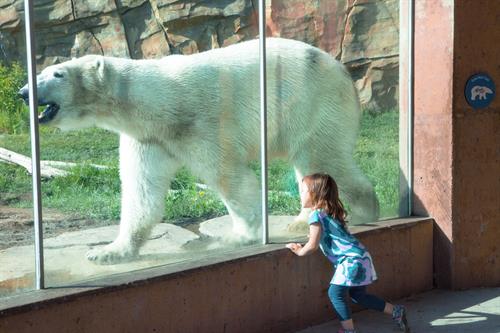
top-left (38, 104), bottom-right (59, 123)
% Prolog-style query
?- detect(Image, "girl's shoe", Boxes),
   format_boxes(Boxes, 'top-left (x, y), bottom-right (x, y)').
top-left (392, 304), bottom-right (410, 332)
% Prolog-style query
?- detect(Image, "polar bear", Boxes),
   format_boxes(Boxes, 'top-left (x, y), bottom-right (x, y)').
top-left (19, 38), bottom-right (379, 264)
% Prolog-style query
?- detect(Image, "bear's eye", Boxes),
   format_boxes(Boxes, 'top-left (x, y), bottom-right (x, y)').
top-left (53, 72), bottom-right (64, 78)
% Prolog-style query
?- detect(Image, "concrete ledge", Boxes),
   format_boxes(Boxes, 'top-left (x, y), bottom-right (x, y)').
top-left (0, 217), bottom-right (433, 333)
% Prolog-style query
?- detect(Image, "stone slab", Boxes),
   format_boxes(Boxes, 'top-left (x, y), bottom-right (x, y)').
top-left (0, 223), bottom-right (198, 292)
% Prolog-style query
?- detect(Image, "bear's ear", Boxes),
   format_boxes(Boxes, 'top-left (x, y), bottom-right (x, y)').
top-left (94, 56), bottom-right (105, 79)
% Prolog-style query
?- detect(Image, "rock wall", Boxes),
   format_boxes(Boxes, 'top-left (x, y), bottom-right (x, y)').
top-left (0, 0), bottom-right (399, 111)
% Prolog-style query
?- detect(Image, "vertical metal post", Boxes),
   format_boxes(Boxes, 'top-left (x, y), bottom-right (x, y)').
top-left (398, 0), bottom-right (414, 217)
top-left (258, 0), bottom-right (269, 244)
top-left (24, 0), bottom-right (45, 289)
top-left (407, 0), bottom-right (414, 217)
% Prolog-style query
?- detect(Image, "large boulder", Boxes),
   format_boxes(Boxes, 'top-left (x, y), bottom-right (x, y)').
top-left (267, 0), bottom-right (399, 111)
top-left (153, 0), bottom-right (258, 54)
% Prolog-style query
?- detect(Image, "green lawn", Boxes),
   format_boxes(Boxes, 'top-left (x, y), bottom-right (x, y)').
top-left (355, 111), bottom-right (400, 217)
top-left (0, 111), bottom-right (399, 222)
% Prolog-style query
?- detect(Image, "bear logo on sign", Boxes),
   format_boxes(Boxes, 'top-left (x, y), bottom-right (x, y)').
top-left (465, 73), bottom-right (495, 109)
top-left (471, 85), bottom-right (493, 101)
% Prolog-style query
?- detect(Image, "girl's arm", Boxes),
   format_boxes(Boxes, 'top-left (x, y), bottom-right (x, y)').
top-left (286, 223), bottom-right (322, 256)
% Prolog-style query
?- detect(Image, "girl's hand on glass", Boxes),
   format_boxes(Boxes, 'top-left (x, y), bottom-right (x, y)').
top-left (286, 243), bottom-right (303, 254)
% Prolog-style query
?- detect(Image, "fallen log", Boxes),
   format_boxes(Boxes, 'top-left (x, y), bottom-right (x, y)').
top-left (0, 147), bottom-right (107, 178)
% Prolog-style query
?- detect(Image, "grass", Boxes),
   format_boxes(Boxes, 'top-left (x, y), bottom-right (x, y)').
top-left (0, 62), bottom-right (28, 134)
top-left (3, 127), bottom-right (120, 164)
top-left (0, 128), bottom-right (122, 219)
top-left (355, 111), bottom-right (400, 217)
top-left (0, 111), bottom-right (399, 222)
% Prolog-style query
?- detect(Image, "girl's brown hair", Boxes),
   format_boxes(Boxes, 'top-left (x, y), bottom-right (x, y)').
top-left (302, 173), bottom-right (348, 227)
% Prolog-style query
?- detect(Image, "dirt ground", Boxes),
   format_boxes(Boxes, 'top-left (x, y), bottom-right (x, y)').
top-left (0, 205), bottom-right (116, 251)
top-left (0, 204), bottom-right (204, 251)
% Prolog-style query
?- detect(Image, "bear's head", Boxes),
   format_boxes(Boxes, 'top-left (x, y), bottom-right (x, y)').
top-left (19, 55), bottom-right (106, 131)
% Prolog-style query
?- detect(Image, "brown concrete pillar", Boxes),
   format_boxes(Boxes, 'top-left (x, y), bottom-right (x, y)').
top-left (452, 0), bottom-right (500, 289)
top-left (413, 0), bottom-right (500, 289)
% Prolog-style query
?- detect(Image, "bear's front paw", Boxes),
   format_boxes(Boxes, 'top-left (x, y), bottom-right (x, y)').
top-left (86, 242), bottom-right (137, 265)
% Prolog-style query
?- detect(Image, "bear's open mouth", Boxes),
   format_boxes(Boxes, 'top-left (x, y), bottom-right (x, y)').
top-left (38, 103), bottom-right (60, 123)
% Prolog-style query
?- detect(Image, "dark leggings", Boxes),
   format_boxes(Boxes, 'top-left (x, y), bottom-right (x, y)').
top-left (328, 284), bottom-right (386, 321)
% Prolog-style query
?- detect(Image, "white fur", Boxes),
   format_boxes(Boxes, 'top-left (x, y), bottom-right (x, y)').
top-left (32, 38), bottom-right (379, 264)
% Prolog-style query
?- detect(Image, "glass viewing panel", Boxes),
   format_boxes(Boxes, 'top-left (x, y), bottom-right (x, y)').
top-left (0, 0), bottom-right (405, 298)
top-left (0, 0), bottom-right (36, 297)
top-left (1, 0), bottom-right (263, 294)
top-left (267, 0), bottom-right (401, 242)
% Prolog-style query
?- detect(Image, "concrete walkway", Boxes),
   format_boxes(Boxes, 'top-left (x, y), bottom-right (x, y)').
top-left (296, 288), bottom-right (500, 333)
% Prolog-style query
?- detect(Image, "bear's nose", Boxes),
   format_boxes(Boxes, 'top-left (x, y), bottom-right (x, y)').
top-left (18, 85), bottom-right (29, 104)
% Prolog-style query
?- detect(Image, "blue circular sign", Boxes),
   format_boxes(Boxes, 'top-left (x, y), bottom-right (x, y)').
top-left (465, 73), bottom-right (495, 109)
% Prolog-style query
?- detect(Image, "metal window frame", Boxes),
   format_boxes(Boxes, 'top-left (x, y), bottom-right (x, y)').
top-left (258, 0), bottom-right (269, 245)
top-left (23, 0), bottom-right (45, 289)
top-left (399, 0), bottom-right (414, 217)
top-left (22, 0), bottom-right (413, 290)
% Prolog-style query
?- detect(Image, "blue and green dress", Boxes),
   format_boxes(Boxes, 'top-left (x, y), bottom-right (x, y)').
top-left (308, 209), bottom-right (377, 286)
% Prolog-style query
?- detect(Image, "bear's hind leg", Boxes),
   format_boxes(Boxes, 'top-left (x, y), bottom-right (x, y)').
top-left (284, 167), bottom-right (311, 233)
top-left (291, 152), bottom-right (379, 226)
top-left (321, 155), bottom-right (379, 223)
top-left (86, 135), bottom-right (178, 264)
top-left (209, 164), bottom-right (262, 244)
top-left (339, 169), bottom-right (380, 224)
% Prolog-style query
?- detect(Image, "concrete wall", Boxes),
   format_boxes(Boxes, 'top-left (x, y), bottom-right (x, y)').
top-left (413, 0), bottom-right (455, 289)
top-left (0, 219), bottom-right (432, 333)
top-left (413, 0), bottom-right (500, 289)
top-left (452, 0), bottom-right (500, 290)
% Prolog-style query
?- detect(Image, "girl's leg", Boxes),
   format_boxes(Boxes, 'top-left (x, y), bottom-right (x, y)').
top-left (349, 286), bottom-right (386, 312)
top-left (349, 286), bottom-right (410, 332)
top-left (328, 284), bottom-right (355, 331)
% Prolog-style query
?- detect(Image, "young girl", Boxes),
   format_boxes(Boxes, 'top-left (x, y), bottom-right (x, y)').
top-left (286, 173), bottom-right (410, 333)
